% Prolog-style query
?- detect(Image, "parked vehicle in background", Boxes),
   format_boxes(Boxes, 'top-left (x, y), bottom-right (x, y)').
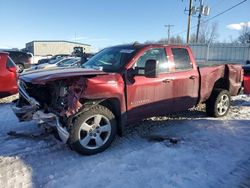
top-left (57, 57), bottom-right (81, 68)
top-left (3, 50), bottom-right (32, 73)
top-left (37, 57), bottom-right (80, 70)
top-left (38, 54), bottom-right (70, 64)
top-left (33, 55), bottom-right (52, 65)
top-left (25, 57), bottom-right (81, 72)
top-left (243, 64), bottom-right (250, 94)
top-left (0, 52), bottom-right (18, 98)
top-left (12, 44), bottom-right (243, 155)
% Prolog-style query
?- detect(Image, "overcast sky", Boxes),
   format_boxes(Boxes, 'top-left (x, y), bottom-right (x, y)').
top-left (0, 0), bottom-right (249, 50)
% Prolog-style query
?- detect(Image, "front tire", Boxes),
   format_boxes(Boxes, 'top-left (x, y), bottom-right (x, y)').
top-left (206, 89), bottom-right (231, 117)
top-left (69, 105), bottom-right (117, 155)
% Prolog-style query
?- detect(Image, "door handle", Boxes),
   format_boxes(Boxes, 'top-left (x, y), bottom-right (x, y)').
top-left (189, 75), bottom-right (197, 80)
top-left (162, 79), bottom-right (173, 83)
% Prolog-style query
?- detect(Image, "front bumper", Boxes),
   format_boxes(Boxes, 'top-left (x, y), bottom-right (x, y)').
top-left (32, 110), bottom-right (69, 143)
top-left (11, 81), bottom-right (69, 143)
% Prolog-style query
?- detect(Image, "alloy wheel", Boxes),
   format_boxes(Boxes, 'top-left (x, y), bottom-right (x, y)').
top-left (78, 114), bottom-right (111, 150)
top-left (217, 94), bottom-right (230, 116)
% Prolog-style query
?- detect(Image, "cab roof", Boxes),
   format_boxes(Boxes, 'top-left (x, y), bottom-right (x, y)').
top-left (110, 43), bottom-right (188, 49)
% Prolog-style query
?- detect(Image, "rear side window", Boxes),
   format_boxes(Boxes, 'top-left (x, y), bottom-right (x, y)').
top-left (7, 57), bottom-right (16, 68)
top-left (171, 48), bottom-right (192, 71)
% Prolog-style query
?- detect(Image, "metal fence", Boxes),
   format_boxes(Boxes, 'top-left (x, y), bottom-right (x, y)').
top-left (190, 43), bottom-right (250, 64)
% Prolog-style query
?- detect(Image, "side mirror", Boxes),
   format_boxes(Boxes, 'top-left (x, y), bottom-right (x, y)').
top-left (145, 59), bottom-right (159, 78)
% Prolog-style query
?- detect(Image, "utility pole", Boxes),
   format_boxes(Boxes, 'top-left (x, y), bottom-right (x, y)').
top-left (165, 25), bottom-right (174, 44)
top-left (196, 0), bottom-right (204, 43)
top-left (186, 0), bottom-right (193, 44)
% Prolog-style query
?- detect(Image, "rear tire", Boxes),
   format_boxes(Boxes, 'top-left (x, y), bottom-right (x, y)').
top-left (16, 64), bottom-right (24, 73)
top-left (69, 105), bottom-right (117, 155)
top-left (206, 89), bottom-right (231, 117)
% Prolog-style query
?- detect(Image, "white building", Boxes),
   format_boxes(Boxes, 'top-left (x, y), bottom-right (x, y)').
top-left (26, 40), bottom-right (91, 56)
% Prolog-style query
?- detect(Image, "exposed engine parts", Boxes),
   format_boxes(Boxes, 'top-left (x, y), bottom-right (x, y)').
top-left (18, 77), bottom-right (87, 119)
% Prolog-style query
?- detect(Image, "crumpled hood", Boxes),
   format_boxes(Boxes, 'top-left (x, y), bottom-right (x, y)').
top-left (20, 67), bottom-right (107, 84)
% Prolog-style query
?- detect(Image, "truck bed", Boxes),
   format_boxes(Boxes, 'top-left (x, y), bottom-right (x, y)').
top-left (198, 64), bottom-right (242, 103)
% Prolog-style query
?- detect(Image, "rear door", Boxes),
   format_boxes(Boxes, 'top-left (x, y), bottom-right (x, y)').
top-left (126, 47), bottom-right (175, 122)
top-left (168, 47), bottom-right (199, 111)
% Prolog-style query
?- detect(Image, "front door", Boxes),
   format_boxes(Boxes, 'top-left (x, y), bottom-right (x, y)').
top-left (126, 47), bottom-right (175, 122)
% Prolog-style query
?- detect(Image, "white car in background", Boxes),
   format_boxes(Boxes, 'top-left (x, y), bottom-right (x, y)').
top-left (57, 57), bottom-right (81, 68)
top-left (26, 57), bottom-right (80, 71)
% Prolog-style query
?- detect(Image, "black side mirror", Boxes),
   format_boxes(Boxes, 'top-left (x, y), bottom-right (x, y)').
top-left (145, 59), bottom-right (159, 78)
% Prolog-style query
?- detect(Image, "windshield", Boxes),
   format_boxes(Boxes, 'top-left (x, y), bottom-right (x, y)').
top-left (83, 47), bottom-right (137, 72)
top-left (58, 58), bottom-right (80, 67)
top-left (49, 57), bottom-right (64, 64)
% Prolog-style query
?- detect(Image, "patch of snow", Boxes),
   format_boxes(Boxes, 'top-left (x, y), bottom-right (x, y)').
top-left (0, 95), bottom-right (250, 188)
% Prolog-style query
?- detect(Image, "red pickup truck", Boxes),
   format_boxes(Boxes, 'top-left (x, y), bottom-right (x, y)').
top-left (12, 44), bottom-right (243, 155)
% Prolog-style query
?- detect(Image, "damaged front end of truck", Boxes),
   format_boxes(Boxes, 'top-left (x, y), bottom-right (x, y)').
top-left (12, 69), bottom-right (106, 143)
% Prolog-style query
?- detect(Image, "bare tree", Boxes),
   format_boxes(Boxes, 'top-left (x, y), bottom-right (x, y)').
top-left (190, 21), bottom-right (219, 44)
top-left (144, 35), bottom-right (184, 44)
top-left (189, 33), bottom-right (197, 44)
top-left (238, 25), bottom-right (250, 43)
top-left (144, 40), bottom-right (158, 44)
top-left (169, 35), bottom-right (184, 44)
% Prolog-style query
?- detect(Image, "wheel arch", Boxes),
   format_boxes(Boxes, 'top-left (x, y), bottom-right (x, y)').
top-left (16, 62), bottom-right (25, 66)
top-left (99, 98), bottom-right (123, 136)
top-left (205, 78), bottom-right (229, 102)
top-left (72, 97), bottom-right (124, 136)
top-left (213, 78), bottom-right (229, 91)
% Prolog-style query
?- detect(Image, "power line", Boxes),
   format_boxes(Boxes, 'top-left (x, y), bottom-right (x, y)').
top-left (173, 0), bottom-right (248, 38)
top-left (202, 0), bottom-right (247, 25)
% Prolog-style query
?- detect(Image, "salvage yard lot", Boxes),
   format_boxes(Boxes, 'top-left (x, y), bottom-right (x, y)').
top-left (0, 95), bottom-right (250, 188)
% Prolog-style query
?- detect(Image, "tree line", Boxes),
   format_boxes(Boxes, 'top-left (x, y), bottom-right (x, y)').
top-left (145, 22), bottom-right (250, 44)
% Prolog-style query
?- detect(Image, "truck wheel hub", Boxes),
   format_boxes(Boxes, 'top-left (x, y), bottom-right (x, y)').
top-left (78, 114), bottom-right (112, 149)
top-left (217, 94), bottom-right (229, 115)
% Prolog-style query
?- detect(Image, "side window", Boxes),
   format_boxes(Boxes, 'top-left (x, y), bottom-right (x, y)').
top-left (8, 52), bottom-right (18, 62)
top-left (7, 57), bottom-right (16, 68)
top-left (171, 48), bottom-right (192, 71)
top-left (134, 48), bottom-right (169, 74)
top-left (18, 52), bottom-right (27, 61)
